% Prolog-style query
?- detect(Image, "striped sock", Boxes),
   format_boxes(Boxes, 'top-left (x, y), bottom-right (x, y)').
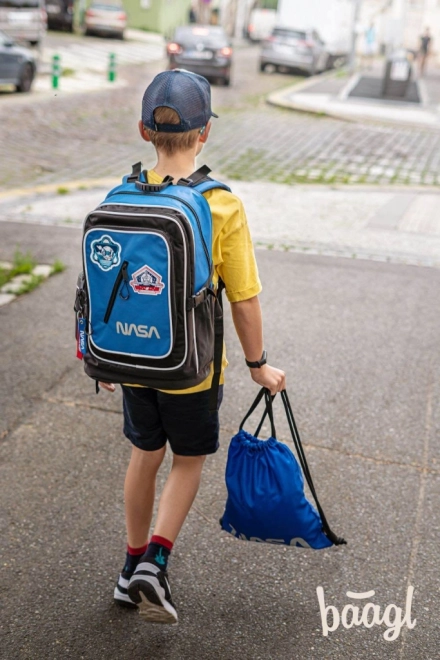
top-left (123, 542), bottom-right (148, 575)
top-left (145, 535), bottom-right (173, 570)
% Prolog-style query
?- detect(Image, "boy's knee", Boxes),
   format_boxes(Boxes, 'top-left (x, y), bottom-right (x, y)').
top-left (131, 444), bottom-right (166, 466)
top-left (172, 453), bottom-right (206, 467)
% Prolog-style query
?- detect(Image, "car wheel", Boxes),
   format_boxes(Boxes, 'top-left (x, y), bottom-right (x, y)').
top-left (262, 63), bottom-right (277, 74)
top-left (16, 63), bottom-right (34, 93)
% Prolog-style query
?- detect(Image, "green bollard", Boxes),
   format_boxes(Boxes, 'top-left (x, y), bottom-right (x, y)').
top-left (108, 53), bottom-right (116, 82)
top-left (52, 54), bottom-right (61, 89)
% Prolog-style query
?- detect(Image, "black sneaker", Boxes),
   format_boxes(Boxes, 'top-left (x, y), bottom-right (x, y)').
top-left (127, 560), bottom-right (178, 624)
top-left (114, 571), bottom-right (138, 609)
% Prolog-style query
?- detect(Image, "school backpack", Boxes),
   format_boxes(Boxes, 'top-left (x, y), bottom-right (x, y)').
top-left (74, 162), bottom-right (231, 409)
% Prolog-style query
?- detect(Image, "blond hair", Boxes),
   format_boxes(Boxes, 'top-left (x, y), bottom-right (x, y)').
top-left (144, 106), bottom-right (201, 156)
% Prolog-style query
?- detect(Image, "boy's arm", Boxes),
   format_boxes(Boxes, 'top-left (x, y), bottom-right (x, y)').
top-left (230, 296), bottom-right (286, 395)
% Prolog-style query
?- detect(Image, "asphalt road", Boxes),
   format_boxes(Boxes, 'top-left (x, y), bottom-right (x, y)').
top-left (1, 219), bottom-right (439, 660)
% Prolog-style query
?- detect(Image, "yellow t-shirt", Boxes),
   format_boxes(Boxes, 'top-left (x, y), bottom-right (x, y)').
top-left (133, 169), bottom-right (262, 393)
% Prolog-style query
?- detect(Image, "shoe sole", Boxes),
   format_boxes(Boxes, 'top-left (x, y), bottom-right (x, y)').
top-left (129, 580), bottom-right (178, 624)
top-left (113, 591), bottom-right (138, 609)
top-left (114, 579), bottom-right (138, 609)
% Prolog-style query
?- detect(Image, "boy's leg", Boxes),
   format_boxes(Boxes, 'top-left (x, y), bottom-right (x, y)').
top-left (114, 386), bottom-right (168, 608)
top-left (153, 453), bottom-right (206, 542)
top-left (128, 387), bottom-right (222, 623)
top-left (124, 445), bottom-right (167, 548)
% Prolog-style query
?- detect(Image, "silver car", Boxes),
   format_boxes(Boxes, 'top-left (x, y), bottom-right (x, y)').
top-left (0, 30), bottom-right (36, 91)
top-left (260, 26), bottom-right (329, 76)
top-left (0, 0), bottom-right (46, 47)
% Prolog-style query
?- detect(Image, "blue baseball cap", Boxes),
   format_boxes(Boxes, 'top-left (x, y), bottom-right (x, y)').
top-left (141, 69), bottom-right (218, 133)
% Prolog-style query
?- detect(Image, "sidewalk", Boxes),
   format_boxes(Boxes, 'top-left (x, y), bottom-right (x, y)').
top-left (268, 59), bottom-right (440, 129)
top-left (0, 179), bottom-right (439, 270)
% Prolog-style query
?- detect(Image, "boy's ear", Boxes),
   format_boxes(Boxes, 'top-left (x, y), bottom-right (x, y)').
top-left (138, 120), bottom-right (151, 143)
top-left (199, 121), bottom-right (211, 144)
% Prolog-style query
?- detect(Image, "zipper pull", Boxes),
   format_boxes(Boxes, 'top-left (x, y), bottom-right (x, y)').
top-left (119, 261), bottom-right (130, 300)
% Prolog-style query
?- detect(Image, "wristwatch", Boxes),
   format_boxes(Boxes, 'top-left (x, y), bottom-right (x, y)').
top-left (245, 350), bottom-right (267, 369)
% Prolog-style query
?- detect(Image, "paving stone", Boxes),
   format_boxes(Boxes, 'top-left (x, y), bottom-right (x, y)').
top-left (0, 292), bottom-right (15, 306)
top-left (1, 274), bottom-right (33, 294)
top-left (32, 264), bottom-right (52, 277)
top-left (1, 45), bottom-right (440, 193)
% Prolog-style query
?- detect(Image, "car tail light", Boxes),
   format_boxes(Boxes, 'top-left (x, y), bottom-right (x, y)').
top-left (167, 42), bottom-right (183, 55)
top-left (118, 12), bottom-right (126, 20)
top-left (86, 9), bottom-right (96, 17)
top-left (298, 40), bottom-right (314, 49)
top-left (248, 24), bottom-right (254, 33)
top-left (41, 8), bottom-right (47, 23)
top-left (218, 46), bottom-right (232, 57)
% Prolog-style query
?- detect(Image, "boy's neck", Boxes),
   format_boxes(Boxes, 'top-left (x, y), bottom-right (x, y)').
top-left (153, 149), bottom-right (198, 182)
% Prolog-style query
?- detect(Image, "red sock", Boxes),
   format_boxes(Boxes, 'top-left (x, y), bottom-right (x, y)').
top-left (124, 542), bottom-right (148, 574)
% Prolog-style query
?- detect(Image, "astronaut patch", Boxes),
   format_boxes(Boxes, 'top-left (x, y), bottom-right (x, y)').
top-left (129, 264), bottom-right (165, 295)
top-left (90, 235), bottom-right (121, 271)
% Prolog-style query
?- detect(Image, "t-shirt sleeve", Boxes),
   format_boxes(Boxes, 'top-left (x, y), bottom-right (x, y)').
top-left (209, 191), bottom-right (262, 303)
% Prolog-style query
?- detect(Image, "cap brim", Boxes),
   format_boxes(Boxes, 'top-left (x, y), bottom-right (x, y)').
top-left (211, 111), bottom-right (219, 118)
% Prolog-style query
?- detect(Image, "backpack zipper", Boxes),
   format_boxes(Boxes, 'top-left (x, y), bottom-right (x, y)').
top-left (104, 260), bottom-right (129, 324)
top-left (104, 190), bottom-right (212, 275)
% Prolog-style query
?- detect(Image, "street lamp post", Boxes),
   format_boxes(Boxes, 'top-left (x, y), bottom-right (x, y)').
top-left (349, 0), bottom-right (363, 73)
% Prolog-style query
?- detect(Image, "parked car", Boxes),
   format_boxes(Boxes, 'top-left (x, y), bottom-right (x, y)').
top-left (84, 2), bottom-right (127, 39)
top-left (46, 0), bottom-right (74, 32)
top-left (260, 26), bottom-right (330, 76)
top-left (167, 25), bottom-right (232, 86)
top-left (0, 30), bottom-right (36, 91)
top-left (246, 8), bottom-right (276, 42)
top-left (0, 0), bottom-right (46, 47)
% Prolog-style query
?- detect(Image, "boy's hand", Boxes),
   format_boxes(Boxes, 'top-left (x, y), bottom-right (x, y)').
top-left (249, 364), bottom-right (286, 395)
top-left (99, 381), bottom-right (116, 393)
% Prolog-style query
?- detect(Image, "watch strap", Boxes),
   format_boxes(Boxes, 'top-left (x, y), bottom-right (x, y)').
top-left (245, 350), bottom-right (267, 369)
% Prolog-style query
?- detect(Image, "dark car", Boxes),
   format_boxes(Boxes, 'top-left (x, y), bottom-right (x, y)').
top-left (167, 25), bottom-right (232, 86)
top-left (0, 30), bottom-right (36, 92)
top-left (46, 0), bottom-right (74, 32)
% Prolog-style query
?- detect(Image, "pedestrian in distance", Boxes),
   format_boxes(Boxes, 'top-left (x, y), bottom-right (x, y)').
top-left (362, 22), bottom-right (376, 70)
top-left (418, 27), bottom-right (432, 77)
top-left (102, 69), bottom-right (286, 624)
top-left (188, 2), bottom-right (197, 23)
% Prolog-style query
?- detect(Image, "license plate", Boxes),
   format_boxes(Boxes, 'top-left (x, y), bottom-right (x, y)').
top-left (8, 11), bottom-right (34, 22)
top-left (273, 44), bottom-right (293, 54)
top-left (185, 50), bottom-right (213, 60)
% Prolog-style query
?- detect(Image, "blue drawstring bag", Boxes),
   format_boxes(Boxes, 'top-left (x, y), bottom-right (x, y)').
top-left (220, 389), bottom-right (346, 549)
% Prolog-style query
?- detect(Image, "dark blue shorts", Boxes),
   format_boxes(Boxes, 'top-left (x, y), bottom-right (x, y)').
top-left (121, 385), bottom-right (223, 456)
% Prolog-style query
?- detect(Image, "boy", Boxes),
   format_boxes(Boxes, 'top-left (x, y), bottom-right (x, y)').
top-left (102, 69), bottom-right (285, 624)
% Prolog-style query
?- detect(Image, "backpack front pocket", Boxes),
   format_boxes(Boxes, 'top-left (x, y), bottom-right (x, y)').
top-left (84, 228), bottom-right (176, 361)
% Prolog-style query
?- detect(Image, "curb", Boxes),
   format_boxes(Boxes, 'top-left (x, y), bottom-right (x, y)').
top-left (2, 179), bottom-right (440, 203)
top-left (0, 178), bottom-right (121, 201)
top-left (267, 72), bottom-right (440, 130)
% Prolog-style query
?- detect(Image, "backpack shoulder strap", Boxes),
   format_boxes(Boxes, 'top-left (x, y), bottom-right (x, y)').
top-left (176, 165), bottom-right (231, 194)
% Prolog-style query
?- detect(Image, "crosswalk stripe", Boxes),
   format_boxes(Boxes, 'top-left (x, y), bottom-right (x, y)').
top-left (42, 40), bottom-right (164, 71)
